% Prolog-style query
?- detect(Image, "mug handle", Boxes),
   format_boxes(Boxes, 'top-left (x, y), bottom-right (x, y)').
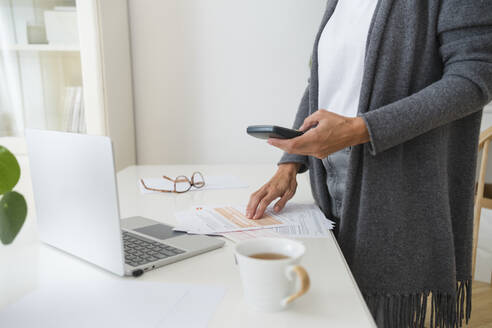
top-left (282, 265), bottom-right (310, 306)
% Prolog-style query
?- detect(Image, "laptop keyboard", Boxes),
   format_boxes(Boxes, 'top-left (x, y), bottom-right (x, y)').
top-left (122, 231), bottom-right (185, 267)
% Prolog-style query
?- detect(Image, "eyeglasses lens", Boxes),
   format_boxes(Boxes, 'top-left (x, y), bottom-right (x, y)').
top-left (175, 176), bottom-right (191, 193)
top-left (192, 172), bottom-right (205, 188)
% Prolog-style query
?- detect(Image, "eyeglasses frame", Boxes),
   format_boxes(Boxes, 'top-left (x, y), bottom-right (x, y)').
top-left (140, 171), bottom-right (205, 193)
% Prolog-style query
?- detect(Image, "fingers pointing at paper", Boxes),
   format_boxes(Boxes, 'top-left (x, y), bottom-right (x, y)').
top-left (246, 163), bottom-right (299, 220)
top-left (267, 110), bottom-right (370, 159)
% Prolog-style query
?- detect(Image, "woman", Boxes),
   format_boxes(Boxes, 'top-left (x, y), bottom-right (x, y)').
top-left (246, 1), bottom-right (492, 327)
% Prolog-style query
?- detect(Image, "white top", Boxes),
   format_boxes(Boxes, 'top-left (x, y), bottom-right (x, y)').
top-left (0, 164), bottom-right (376, 328)
top-left (317, 0), bottom-right (378, 117)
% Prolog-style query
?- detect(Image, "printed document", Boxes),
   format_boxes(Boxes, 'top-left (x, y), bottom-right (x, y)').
top-left (222, 229), bottom-right (283, 242)
top-left (175, 203), bottom-right (334, 236)
top-left (222, 204), bottom-right (334, 241)
top-left (175, 205), bottom-right (296, 234)
top-left (271, 203), bottom-right (334, 237)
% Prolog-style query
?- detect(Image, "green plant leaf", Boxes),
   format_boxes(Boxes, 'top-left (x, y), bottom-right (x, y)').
top-left (0, 146), bottom-right (20, 195)
top-left (0, 191), bottom-right (27, 245)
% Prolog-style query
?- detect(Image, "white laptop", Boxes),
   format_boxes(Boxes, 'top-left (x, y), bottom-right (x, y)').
top-left (25, 129), bottom-right (224, 277)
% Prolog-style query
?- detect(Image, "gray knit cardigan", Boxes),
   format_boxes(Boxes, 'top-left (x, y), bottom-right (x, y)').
top-left (279, 1), bottom-right (492, 327)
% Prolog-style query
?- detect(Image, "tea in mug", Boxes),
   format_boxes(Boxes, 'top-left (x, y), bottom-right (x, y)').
top-left (249, 253), bottom-right (290, 260)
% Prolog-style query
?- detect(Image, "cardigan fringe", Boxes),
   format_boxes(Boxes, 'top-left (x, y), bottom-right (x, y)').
top-left (363, 280), bottom-right (471, 328)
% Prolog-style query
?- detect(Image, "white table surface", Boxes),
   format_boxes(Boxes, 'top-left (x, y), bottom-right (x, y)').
top-left (0, 164), bottom-right (375, 327)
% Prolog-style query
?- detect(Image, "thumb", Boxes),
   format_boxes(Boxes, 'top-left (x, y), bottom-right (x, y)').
top-left (299, 111), bottom-right (322, 132)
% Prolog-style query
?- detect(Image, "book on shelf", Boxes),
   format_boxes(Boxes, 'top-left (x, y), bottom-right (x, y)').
top-left (62, 86), bottom-right (86, 133)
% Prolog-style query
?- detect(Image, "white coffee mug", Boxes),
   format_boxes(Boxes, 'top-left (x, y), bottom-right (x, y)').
top-left (234, 238), bottom-right (310, 312)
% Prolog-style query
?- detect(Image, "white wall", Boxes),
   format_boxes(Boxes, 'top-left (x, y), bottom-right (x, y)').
top-left (128, 0), bottom-right (326, 164)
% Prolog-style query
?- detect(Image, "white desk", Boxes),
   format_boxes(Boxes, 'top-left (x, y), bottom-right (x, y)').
top-left (0, 164), bottom-right (375, 327)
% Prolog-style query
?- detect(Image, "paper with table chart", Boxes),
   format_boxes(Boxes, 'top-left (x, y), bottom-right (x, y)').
top-left (174, 205), bottom-right (296, 234)
top-left (139, 175), bottom-right (248, 194)
top-left (221, 229), bottom-right (283, 242)
top-left (0, 280), bottom-right (225, 328)
top-left (270, 203), bottom-right (335, 236)
top-left (175, 203), bottom-right (334, 240)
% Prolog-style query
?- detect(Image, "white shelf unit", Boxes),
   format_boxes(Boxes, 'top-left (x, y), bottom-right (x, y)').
top-left (0, 0), bottom-right (135, 170)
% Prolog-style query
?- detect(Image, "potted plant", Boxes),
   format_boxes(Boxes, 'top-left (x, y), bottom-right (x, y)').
top-left (0, 145), bottom-right (27, 245)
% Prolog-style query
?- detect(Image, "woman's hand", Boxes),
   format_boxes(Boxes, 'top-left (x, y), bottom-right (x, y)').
top-left (268, 110), bottom-right (370, 159)
top-left (246, 163), bottom-right (300, 220)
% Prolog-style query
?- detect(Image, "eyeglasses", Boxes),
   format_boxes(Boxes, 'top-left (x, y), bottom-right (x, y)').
top-left (140, 172), bottom-right (205, 193)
